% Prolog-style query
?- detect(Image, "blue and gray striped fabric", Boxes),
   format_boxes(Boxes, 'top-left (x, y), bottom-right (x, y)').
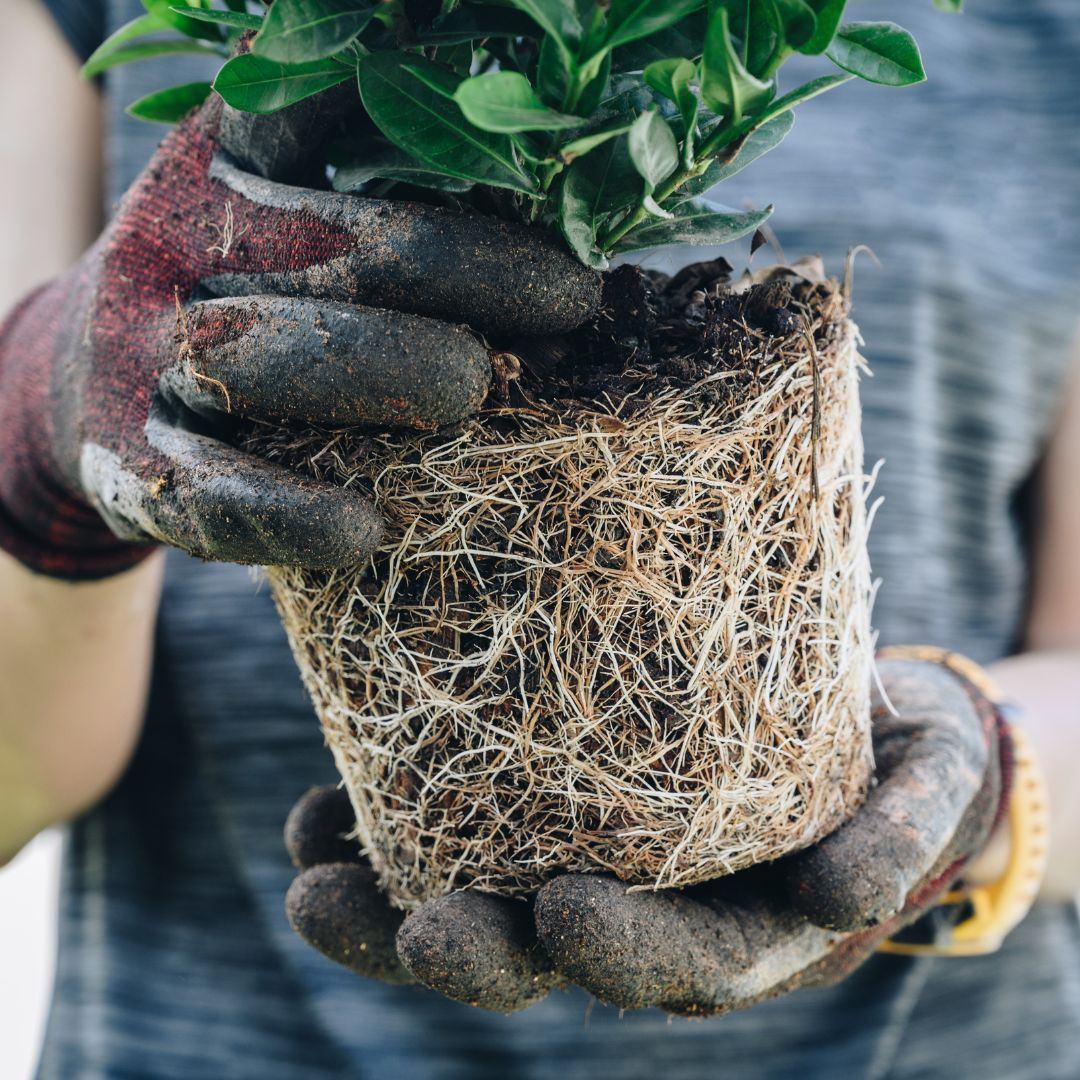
top-left (36, 2), bottom-right (1080, 1077)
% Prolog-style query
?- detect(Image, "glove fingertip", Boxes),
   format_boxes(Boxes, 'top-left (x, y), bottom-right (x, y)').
top-left (397, 892), bottom-right (556, 1013)
top-left (284, 785), bottom-right (362, 870)
top-left (786, 829), bottom-right (910, 932)
top-left (286, 864), bottom-right (412, 984)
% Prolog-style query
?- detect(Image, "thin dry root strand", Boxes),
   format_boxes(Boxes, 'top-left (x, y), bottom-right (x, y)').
top-left (174, 285), bottom-right (233, 413)
top-left (253, 278), bottom-right (875, 910)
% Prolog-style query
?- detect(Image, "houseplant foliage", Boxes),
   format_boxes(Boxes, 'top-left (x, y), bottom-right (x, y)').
top-left (88, 0), bottom-right (930, 267)
top-left (90, 1), bottom-right (953, 908)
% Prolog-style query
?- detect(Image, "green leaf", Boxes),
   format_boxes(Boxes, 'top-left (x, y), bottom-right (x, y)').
top-left (575, 51), bottom-right (613, 114)
top-left (933, 0), bottom-right (963, 11)
top-left (168, 7), bottom-right (264, 31)
top-left (558, 123), bottom-right (633, 163)
top-left (643, 57), bottom-right (698, 160)
top-left (559, 170), bottom-right (610, 268)
top-left (417, 6), bottom-right (539, 44)
top-left (774, 0), bottom-right (816, 50)
top-left (560, 135), bottom-right (640, 262)
top-left (81, 13), bottom-right (168, 78)
top-left (330, 138), bottom-right (474, 192)
top-left (678, 110), bottom-right (793, 198)
top-left (800, 0), bottom-right (846, 54)
top-left (826, 21), bottom-right (926, 86)
top-left (454, 71), bottom-right (580, 132)
top-left (611, 12), bottom-right (708, 72)
top-left (253, 0), bottom-right (376, 62)
top-left (740, 0), bottom-right (784, 76)
top-left (502, 0), bottom-right (582, 68)
top-left (642, 57), bottom-right (694, 103)
top-left (627, 109), bottom-right (678, 192)
top-left (700, 7), bottom-right (774, 122)
top-left (604, 0), bottom-right (706, 53)
top-left (536, 32), bottom-right (575, 108)
top-left (83, 33), bottom-right (224, 80)
top-left (213, 53), bottom-right (355, 113)
top-left (751, 71), bottom-right (851, 125)
top-left (400, 62), bottom-right (458, 99)
top-left (614, 198), bottom-right (772, 253)
top-left (142, 0), bottom-right (224, 41)
top-left (358, 53), bottom-right (538, 193)
top-left (127, 81), bottom-right (213, 123)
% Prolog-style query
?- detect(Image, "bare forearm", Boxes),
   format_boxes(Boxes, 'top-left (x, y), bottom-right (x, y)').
top-left (0, 551), bottom-right (164, 863)
top-left (977, 649), bottom-right (1080, 901)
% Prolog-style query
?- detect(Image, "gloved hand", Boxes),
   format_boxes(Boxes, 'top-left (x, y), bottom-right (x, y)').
top-left (284, 650), bottom-right (1009, 1015)
top-left (0, 89), bottom-right (598, 579)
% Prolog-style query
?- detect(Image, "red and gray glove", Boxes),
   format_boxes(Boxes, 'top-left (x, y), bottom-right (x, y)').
top-left (0, 90), bottom-right (598, 579)
top-left (285, 652), bottom-right (1010, 1014)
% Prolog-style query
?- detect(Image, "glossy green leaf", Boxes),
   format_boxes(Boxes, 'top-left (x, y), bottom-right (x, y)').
top-left (627, 109), bottom-right (678, 191)
top-left (168, 7), bottom-right (264, 31)
top-left (642, 57), bottom-right (694, 103)
top-left (213, 53), bottom-right (354, 113)
top-left (604, 0), bottom-right (706, 53)
top-left (677, 110), bottom-right (793, 198)
top-left (826, 21), bottom-right (926, 86)
top-left (83, 34), bottom-right (224, 80)
top-left (358, 53), bottom-right (538, 193)
top-left (454, 71), bottom-right (580, 132)
top-left (81, 13), bottom-right (166, 77)
top-left (558, 123), bottom-right (633, 163)
top-left (933, 0), bottom-right (963, 11)
top-left (401, 62), bottom-right (459, 99)
top-left (751, 71), bottom-right (850, 125)
top-left (253, 0), bottom-right (376, 62)
top-left (536, 32), bottom-right (574, 108)
top-left (614, 198), bottom-right (771, 252)
top-left (611, 12), bottom-right (708, 72)
top-left (741, 0), bottom-right (784, 76)
top-left (559, 171), bottom-right (609, 268)
top-left (502, 0), bottom-right (582, 67)
top-left (417, 6), bottom-right (539, 44)
top-left (142, 0), bottom-right (224, 41)
top-left (774, 0), bottom-right (816, 50)
top-left (700, 7), bottom-right (774, 121)
top-left (330, 138), bottom-right (474, 192)
top-left (575, 51), bottom-right (613, 114)
top-left (560, 135), bottom-right (640, 262)
top-left (800, 0), bottom-right (846, 54)
top-left (127, 81), bottom-right (213, 123)
top-left (643, 57), bottom-right (698, 160)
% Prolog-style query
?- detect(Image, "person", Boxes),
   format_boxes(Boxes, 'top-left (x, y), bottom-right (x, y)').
top-left (1, 0), bottom-right (1077, 1076)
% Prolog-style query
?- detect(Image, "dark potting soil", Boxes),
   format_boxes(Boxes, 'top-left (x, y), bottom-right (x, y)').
top-left (492, 260), bottom-right (836, 418)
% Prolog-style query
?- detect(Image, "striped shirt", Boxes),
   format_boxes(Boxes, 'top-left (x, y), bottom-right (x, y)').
top-left (37, 1), bottom-right (1080, 1077)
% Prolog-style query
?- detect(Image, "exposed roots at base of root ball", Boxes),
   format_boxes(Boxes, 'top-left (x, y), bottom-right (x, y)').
top-left (250, 272), bottom-right (875, 910)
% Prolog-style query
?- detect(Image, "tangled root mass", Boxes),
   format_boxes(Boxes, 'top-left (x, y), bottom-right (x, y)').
top-left (252, 261), bottom-right (875, 910)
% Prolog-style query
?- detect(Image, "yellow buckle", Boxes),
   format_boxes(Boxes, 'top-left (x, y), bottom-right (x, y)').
top-left (878, 724), bottom-right (1049, 957)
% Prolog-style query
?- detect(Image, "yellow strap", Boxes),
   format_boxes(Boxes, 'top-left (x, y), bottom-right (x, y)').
top-left (874, 647), bottom-right (1049, 958)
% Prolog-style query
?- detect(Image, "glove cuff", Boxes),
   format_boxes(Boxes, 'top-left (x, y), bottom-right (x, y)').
top-left (0, 285), bottom-right (154, 581)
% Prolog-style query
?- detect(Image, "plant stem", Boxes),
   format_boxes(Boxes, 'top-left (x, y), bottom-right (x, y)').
top-left (596, 118), bottom-right (746, 252)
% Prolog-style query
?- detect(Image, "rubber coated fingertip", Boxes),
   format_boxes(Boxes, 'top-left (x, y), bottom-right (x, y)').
top-left (536, 875), bottom-right (741, 1015)
top-left (785, 819), bottom-right (913, 932)
top-left (396, 892), bottom-right (557, 1013)
top-left (285, 864), bottom-right (412, 984)
top-left (284, 786), bottom-right (363, 871)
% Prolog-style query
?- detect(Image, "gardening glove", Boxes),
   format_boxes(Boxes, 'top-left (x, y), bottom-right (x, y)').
top-left (388, 649), bottom-right (1010, 1014)
top-left (0, 90), bottom-right (598, 579)
top-left (284, 783), bottom-right (562, 1000)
